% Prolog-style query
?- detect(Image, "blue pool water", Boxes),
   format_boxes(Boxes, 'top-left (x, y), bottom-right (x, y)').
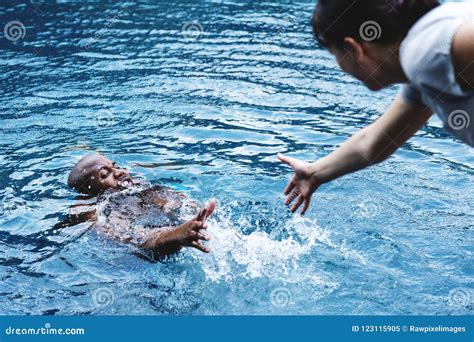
top-left (1, 1), bottom-right (473, 315)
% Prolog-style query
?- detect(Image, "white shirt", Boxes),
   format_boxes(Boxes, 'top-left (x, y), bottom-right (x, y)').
top-left (399, 0), bottom-right (474, 146)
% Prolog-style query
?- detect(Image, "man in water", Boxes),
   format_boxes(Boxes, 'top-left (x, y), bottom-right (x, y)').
top-left (67, 153), bottom-right (215, 257)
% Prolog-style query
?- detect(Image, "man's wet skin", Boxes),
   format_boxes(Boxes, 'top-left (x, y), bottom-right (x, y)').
top-left (67, 154), bottom-right (134, 195)
top-left (67, 153), bottom-right (215, 257)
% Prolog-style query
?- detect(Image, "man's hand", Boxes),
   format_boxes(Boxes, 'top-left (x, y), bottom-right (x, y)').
top-left (176, 199), bottom-right (216, 253)
top-left (139, 199), bottom-right (216, 255)
top-left (278, 154), bottom-right (320, 215)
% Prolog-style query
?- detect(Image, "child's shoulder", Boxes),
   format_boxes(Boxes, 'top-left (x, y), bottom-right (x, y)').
top-left (400, 2), bottom-right (473, 90)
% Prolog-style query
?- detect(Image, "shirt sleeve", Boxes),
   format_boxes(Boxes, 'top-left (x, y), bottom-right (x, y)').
top-left (398, 83), bottom-right (424, 107)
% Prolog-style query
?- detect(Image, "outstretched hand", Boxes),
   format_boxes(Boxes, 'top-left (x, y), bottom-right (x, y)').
top-left (177, 199), bottom-right (216, 253)
top-left (278, 154), bottom-right (320, 215)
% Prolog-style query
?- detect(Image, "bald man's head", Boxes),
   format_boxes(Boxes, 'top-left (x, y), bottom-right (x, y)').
top-left (68, 153), bottom-right (133, 195)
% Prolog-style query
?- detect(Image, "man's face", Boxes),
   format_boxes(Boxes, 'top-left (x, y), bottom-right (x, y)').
top-left (83, 155), bottom-right (134, 195)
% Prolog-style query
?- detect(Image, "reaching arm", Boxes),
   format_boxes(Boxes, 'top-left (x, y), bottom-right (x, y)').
top-left (278, 94), bottom-right (432, 214)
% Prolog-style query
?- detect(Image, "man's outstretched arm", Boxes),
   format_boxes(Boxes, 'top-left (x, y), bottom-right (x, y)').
top-left (139, 199), bottom-right (216, 256)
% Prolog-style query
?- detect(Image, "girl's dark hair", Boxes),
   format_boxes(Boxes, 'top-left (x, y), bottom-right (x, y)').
top-left (312, 0), bottom-right (440, 48)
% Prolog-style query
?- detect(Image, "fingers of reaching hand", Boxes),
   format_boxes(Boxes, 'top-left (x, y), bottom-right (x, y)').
top-left (195, 199), bottom-right (216, 222)
top-left (290, 195), bottom-right (304, 213)
top-left (279, 154), bottom-right (313, 215)
top-left (189, 221), bottom-right (210, 240)
top-left (289, 196), bottom-right (311, 215)
top-left (191, 241), bottom-right (209, 253)
top-left (285, 189), bottom-right (300, 205)
top-left (277, 153), bottom-right (297, 168)
top-left (191, 221), bottom-right (206, 231)
top-left (197, 234), bottom-right (210, 242)
top-left (195, 208), bottom-right (207, 221)
top-left (206, 199), bottom-right (216, 217)
top-left (196, 229), bottom-right (210, 241)
top-left (301, 198), bottom-right (311, 215)
top-left (284, 177), bottom-right (296, 195)
top-left (188, 200), bottom-right (215, 252)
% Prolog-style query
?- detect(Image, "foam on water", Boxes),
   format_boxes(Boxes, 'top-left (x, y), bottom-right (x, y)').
top-left (202, 215), bottom-right (328, 281)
